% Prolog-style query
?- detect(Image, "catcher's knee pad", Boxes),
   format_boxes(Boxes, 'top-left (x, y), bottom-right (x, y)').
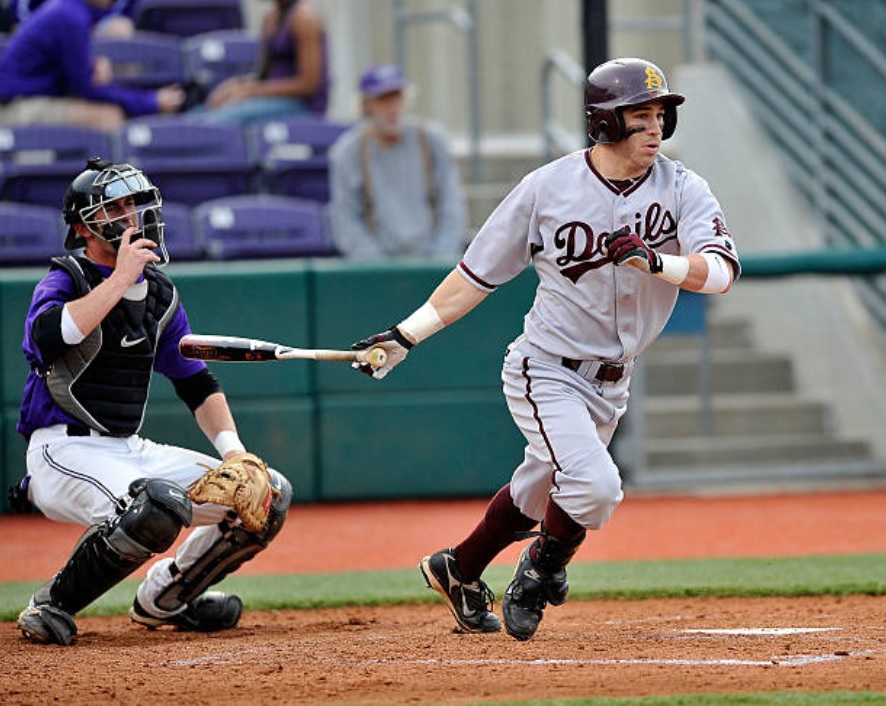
top-left (263, 469), bottom-right (293, 541)
top-left (115, 478), bottom-right (193, 556)
top-left (153, 471), bottom-right (292, 612)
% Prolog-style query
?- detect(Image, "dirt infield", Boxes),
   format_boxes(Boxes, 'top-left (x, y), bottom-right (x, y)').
top-left (3, 489), bottom-right (886, 705)
top-left (3, 596), bottom-right (885, 705)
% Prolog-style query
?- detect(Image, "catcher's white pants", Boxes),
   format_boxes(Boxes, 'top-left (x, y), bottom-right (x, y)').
top-left (502, 341), bottom-right (630, 530)
top-left (26, 424), bottom-right (232, 615)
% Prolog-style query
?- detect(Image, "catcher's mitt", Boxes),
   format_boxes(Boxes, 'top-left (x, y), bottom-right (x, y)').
top-left (188, 452), bottom-right (279, 533)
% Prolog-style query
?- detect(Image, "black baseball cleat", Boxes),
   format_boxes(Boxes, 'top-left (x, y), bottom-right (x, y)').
top-left (130, 591), bottom-right (243, 632)
top-left (501, 542), bottom-right (570, 641)
top-left (419, 549), bottom-right (502, 633)
top-left (17, 599), bottom-right (78, 645)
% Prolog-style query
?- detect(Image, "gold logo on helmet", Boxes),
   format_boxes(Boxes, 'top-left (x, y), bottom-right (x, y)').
top-left (644, 66), bottom-right (664, 89)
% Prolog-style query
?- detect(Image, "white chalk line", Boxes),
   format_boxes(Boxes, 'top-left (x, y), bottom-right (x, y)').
top-left (166, 649), bottom-right (880, 669)
top-left (161, 625), bottom-right (874, 669)
top-left (683, 627), bottom-right (840, 636)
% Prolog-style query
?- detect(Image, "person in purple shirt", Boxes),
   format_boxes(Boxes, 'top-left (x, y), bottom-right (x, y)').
top-left (14, 158), bottom-right (292, 646)
top-left (190, 0), bottom-right (329, 124)
top-left (8, 0), bottom-right (136, 37)
top-left (0, 0), bottom-right (183, 132)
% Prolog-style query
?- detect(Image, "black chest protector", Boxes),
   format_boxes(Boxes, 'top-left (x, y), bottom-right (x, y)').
top-left (46, 256), bottom-right (179, 436)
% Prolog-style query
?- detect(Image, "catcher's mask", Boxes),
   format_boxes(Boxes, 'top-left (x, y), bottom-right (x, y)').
top-left (62, 157), bottom-right (168, 266)
top-left (585, 58), bottom-right (685, 144)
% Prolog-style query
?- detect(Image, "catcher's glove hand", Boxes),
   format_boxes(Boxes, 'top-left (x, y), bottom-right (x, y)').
top-left (188, 452), bottom-right (279, 533)
top-left (604, 226), bottom-right (663, 274)
top-left (350, 326), bottom-right (413, 380)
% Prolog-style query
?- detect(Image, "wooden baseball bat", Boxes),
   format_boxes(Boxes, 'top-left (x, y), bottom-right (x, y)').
top-left (179, 334), bottom-right (388, 368)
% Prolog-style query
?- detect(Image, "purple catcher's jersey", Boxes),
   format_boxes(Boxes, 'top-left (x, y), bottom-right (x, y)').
top-left (458, 150), bottom-right (740, 362)
top-left (17, 264), bottom-right (207, 439)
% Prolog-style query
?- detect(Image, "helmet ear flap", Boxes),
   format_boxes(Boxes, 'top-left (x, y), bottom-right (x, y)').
top-left (662, 104), bottom-right (678, 140)
top-left (587, 108), bottom-right (621, 144)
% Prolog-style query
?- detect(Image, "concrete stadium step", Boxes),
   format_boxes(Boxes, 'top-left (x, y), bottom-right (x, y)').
top-left (641, 349), bottom-right (795, 395)
top-left (643, 433), bottom-right (872, 469)
top-left (643, 394), bottom-right (832, 437)
top-left (452, 132), bottom-right (546, 185)
top-left (649, 317), bottom-right (756, 353)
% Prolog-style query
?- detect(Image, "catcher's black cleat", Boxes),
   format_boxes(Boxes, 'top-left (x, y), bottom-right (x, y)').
top-left (17, 599), bottom-right (78, 645)
top-left (419, 549), bottom-right (501, 633)
top-left (502, 535), bottom-right (576, 641)
top-left (130, 591), bottom-right (242, 632)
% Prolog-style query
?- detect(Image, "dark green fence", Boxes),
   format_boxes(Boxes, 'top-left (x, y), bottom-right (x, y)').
top-left (0, 258), bottom-right (536, 511)
top-left (3, 249), bottom-right (883, 513)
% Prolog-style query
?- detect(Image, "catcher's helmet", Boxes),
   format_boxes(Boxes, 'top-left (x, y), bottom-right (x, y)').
top-left (62, 157), bottom-right (167, 264)
top-left (585, 58), bottom-right (685, 144)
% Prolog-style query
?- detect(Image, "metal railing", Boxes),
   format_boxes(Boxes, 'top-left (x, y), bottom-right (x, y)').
top-left (393, 0), bottom-right (482, 182)
top-left (540, 50), bottom-right (587, 162)
top-left (704, 0), bottom-right (886, 326)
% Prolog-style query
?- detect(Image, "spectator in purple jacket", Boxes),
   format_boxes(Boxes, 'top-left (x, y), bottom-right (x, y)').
top-left (0, 0), bottom-right (183, 133)
top-left (190, 0), bottom-right (329, 125)
top-left (8, 0), bottom-right (136, 37)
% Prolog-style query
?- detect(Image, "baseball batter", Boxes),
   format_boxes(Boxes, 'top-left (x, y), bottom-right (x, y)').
top-left (15, 158), bottom-right (292, 646)
top-left (351, 58), bottom-right (740, 640)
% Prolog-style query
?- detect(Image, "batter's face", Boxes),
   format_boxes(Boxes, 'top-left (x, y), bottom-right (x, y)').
top-left (616, 100), bottom-right (666, 171)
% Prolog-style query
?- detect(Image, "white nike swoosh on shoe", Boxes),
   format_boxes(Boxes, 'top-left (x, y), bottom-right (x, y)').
top-left (120, 335), bottom-right (147, 348)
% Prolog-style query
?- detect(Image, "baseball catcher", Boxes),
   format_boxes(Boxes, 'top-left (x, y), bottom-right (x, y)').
top-left (14, 158), bottom-right (294, 646)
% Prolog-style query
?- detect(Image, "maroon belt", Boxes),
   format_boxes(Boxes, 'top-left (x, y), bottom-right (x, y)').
top-left (561, 357), bottom-right (625, 383)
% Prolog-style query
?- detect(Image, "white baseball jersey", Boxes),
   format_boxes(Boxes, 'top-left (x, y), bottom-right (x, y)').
top-left (459, 150), bottom-right (740, 361)
top-left (457, 149), bottom-right (740, 529)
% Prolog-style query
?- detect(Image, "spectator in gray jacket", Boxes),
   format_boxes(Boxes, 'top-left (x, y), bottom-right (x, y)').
top-left (329, 64), bottom-right (467, 260)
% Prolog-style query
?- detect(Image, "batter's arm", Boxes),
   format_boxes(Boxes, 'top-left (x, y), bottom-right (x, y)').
top-left (399, 269), bottom-right (490, 345)
top-left (349, 268), bottom-right (490, 380)
top-left (606, 229), bottom-right (735, 294)
top-left (668, 252), bottom-right (735, 294)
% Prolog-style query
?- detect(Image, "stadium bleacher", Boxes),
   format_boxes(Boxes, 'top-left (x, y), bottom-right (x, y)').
top-left (0, 12), bottom-right (352, 266)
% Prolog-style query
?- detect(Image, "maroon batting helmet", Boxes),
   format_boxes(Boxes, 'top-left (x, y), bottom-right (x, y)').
top-left (585, 58), bottom-right (685, 144)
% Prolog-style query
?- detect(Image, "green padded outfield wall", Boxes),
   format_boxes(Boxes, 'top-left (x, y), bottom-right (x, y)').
top-left (311, 258), bottom-right (539, 500)
top-left (0, 259), bottom-right (539, 512)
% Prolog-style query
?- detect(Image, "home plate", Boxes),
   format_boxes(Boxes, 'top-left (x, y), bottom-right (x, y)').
top-left (683, 628), bottom-right (840, 636)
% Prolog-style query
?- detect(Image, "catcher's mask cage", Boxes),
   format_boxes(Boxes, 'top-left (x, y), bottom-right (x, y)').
top-left (63, 158), bottom-right (169, 266)
top-left (585, 58), bottom-right (685, 144)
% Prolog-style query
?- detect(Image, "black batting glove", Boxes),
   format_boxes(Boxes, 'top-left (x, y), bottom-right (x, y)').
top-left (604, 226), bottom-right (663, 274)
top-left (350, 326), bottom-right (413, 380)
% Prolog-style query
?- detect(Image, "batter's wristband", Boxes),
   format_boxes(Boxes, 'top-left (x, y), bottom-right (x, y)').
top-left (397, 301), bottom-right (445, 345)
top-left (390, 326), bottom-right (414, 349)
top-left (655, 254), bottom-right (690, 286)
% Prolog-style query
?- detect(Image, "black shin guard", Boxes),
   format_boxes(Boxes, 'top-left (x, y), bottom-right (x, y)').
top-left (154, 470), bottom-right (292, 612)
top-left (38, 479), bottom-right (191, 615)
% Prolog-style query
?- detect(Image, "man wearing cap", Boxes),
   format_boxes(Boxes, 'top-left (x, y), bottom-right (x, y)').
top-left (328, 63), bottom-right (467, 260)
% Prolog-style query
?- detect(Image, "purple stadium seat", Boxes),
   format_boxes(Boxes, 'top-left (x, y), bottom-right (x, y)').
top-left (194, 194), bottom-right (335, 260)
top-left (0, 124), bottom-right (115, 208)
top-left (91, 31), bottom-right (184, 89)
top-left (182, 29), bottom-right (260, 95)
top-left (250, 116), bottom-right (351, 203)
top-left (132, 0), bottom-right (243, 38)
top-left (0, 202), bottom-right (66, 265)
top-left (120, 116), bottom-right (252, 206)
top-left (159, 201), bottom-right (202, 261)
